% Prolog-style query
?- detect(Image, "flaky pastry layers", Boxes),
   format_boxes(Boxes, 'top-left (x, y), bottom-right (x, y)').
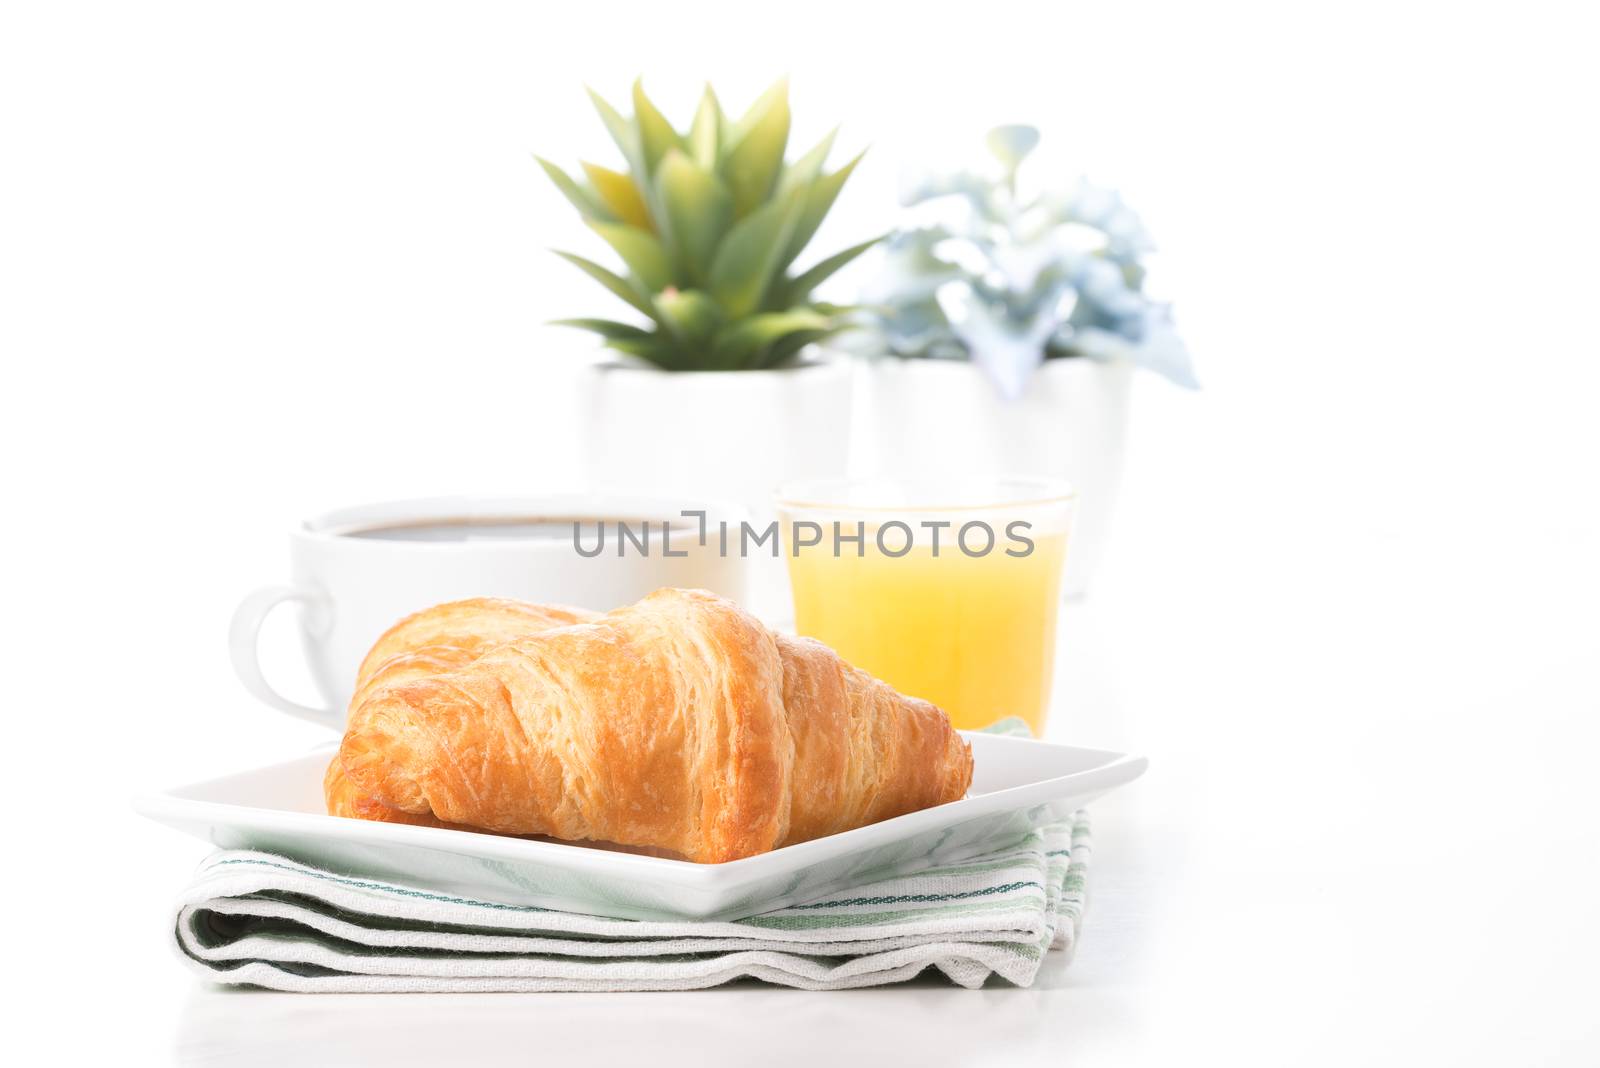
top-left (334, 588), bottom-right (973, 862)
top-left (323, 598), bottom-right (597, 828)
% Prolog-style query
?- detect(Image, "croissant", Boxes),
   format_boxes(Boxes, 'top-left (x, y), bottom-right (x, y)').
top-left (324, 598), bottom-right (597, 828)
top-left (336, 587), bottom-right (973, 862)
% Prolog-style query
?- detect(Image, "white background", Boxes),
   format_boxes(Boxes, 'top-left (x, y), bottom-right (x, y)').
top-left (4, 1), bottom-right (1598, 1064)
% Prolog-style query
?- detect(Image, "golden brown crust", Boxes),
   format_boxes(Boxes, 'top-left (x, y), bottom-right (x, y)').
top-left (774, 633), bottom-right (974, 846)
top-left (335, 588), bottom-right (973, 863)
top-left (323, 754), bottom-right (457, 828)
top-left (324, 598), bottom-right (598, 825)
top-left (339, 589), bottom-right (792, 861)
top-left (354, 598), bottom-right (597, 698)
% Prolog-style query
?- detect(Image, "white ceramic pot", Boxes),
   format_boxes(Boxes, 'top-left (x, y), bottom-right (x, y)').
top-left (576, 350), bottom-right (855, 620)
top-left (851, 357), bottom-right (1131, 597)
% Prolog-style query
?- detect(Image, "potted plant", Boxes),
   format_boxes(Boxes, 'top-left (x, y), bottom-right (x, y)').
top-left (539, 79), bottom-right (877, 531)
top-left (850, 125), bottom-right (1197, 596)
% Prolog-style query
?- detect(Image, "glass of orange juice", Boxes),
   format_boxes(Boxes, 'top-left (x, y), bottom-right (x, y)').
top-left (776, 477), bottom-right (1074, 735)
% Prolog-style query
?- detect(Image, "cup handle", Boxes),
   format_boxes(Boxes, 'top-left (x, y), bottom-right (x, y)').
top-left (229, 585), bottom-right (340, 729)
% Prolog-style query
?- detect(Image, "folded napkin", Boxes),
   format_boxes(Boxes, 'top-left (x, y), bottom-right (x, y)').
top-left (172, 811), bottom-right (1091, 992)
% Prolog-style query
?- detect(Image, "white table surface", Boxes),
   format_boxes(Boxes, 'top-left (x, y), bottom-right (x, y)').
top-left (42, 551), bottom-right (1600, 1066)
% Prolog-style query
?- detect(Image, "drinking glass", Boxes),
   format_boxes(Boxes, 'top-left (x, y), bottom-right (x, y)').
top-left (776, 478), bottom-right (1074, 734)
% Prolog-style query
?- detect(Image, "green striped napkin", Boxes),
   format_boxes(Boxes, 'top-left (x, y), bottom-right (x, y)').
top-left (172, 720), bottom-right (1092, 992)
top-left (172, 812), bottom-right (1089, 992)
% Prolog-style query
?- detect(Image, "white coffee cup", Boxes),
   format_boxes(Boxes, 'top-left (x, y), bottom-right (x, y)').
top-left (230, 495), bottom-right (747, 728)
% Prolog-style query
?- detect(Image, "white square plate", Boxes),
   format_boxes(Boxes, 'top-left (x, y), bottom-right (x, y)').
top-left (135, 732), bottom-right (1146, 920)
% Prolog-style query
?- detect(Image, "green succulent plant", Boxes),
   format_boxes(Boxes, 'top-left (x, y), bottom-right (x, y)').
top-left (539, 79), bottom-right (877, 371)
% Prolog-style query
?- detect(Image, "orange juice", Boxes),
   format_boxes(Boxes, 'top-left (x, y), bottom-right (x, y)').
top-left (787, 530), bottom-right (1069, 733)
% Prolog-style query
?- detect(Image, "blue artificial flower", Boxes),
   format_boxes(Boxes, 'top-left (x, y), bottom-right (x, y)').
top-left (859, 127), bottom-right (1197, 397)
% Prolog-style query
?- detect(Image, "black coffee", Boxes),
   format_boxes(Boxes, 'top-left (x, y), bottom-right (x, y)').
top-left (340, 517), bottom-right (690, 543)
